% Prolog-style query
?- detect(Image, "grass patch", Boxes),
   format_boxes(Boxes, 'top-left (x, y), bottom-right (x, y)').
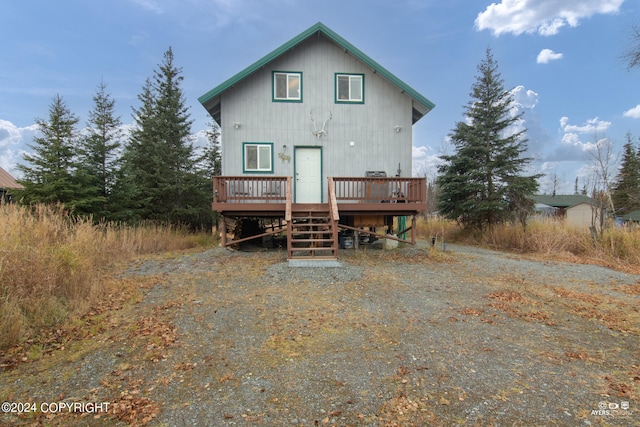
top-left (0, 203), bottom-right (216, 351)
top-left (416, 216), bottom-right (640, 273)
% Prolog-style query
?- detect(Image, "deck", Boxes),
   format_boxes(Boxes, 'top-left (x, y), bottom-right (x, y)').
top-left (212, 176), bottom-right (426, 259)
top-left (212, 176), bottom-right (427, 215)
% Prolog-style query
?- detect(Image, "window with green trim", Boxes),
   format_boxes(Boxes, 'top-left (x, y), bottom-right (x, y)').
top-left (336, 73), bottom-right (364, 103)
top-left (243, 143), bottom-right (273, 173)
top-left (273, 72), bottom-right (302, 101)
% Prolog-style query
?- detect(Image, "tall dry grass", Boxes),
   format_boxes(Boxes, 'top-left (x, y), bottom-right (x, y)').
top-left (415, 216), bottom-right (461, 245)
top-left (0, 203), bottom-right (215, 349)
top-left (416, 216), bottom-right (640, 272)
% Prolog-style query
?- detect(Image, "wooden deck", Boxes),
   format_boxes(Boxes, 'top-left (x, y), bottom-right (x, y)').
top-left (212, 176), bottom-right (426, 215)
top-left (213, 176), bottom-right (426, 258)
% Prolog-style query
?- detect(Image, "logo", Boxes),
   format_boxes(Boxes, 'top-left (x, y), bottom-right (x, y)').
top-left (591, 400), bottom-right (632, 418)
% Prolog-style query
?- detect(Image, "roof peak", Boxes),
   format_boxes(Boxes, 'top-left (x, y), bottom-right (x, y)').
top-left (198, 22), bottom-right (434, 123)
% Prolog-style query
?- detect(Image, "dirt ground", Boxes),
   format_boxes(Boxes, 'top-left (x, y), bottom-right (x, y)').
top-left (1, 242), bottom-right (639, 426)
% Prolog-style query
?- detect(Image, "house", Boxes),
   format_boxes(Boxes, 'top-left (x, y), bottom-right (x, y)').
top-left (531, 194), bottom-right (603, 228)
top-left (198, 22), bottom-right (434, 260)
top-left (620, 210), bottom-right (640, 226)
top-left (0, 166), bottom-right (23, 203)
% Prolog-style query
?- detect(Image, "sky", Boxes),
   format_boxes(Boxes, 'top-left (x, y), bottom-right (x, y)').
top-left (1, 0), bottom-right (639, 194)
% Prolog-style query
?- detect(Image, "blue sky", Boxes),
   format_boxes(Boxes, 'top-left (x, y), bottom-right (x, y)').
top-left (1, 0), bottom-right (638, 194)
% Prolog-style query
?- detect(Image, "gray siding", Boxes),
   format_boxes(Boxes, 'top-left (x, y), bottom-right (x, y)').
top-left (220, 35), bottom-right (414, 190)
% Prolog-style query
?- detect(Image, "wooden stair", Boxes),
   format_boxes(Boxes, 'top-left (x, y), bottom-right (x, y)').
top-left (287, 210), bottom-right (338, 260)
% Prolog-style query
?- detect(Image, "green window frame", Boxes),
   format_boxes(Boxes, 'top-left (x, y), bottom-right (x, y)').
top-left (243, 142), bottom-right (274, 173)
top-left (273, 71), bottom-right (302, 102)
top-left (335, 73), bottom-right (364, 103)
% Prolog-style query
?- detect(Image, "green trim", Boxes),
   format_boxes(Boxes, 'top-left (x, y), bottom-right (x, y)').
top-left (335, 73), bottom-right (365, 104)
top-left (272, 71), bottom-right (303, 102)
top-left (198, 22), bottom-right (434, 120)
top-left (242, 142), bottom-right (274, 174)
top-left (293, 146), bottom-right (323, 203)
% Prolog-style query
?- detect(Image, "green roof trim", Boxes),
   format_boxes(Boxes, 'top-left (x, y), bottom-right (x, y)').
top-left (621, 210), bottom-right (640, 221)
top-left (198, 22), bottom-right (435, 121)
top-left (531, 194), bottom-right (598, 208)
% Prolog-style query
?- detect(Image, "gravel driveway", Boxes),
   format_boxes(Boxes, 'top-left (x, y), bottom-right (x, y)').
top-left (1, 243), bottom-right (638, 426)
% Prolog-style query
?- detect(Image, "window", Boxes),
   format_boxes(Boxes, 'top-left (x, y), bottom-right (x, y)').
top-left (335, 73), bottom-right (364, 103)
top-left (273, 72), bottom-right (302, 101)
top-left (243, 142), bottom-right (273, 173)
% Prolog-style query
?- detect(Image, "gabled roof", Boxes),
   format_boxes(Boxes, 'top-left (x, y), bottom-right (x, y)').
top-left (531, 194), bottom-right (598, 208)
top-left (198, 22), bottom-right (435, 125)
top-left (0, 166), bottom-right (23, 190)
top-left (621, 210), bottom-right (640, 222)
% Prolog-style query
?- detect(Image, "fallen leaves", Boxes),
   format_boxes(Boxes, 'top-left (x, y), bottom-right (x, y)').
top-left (219, 373), bottom-right (234, 383)
top-left (111, 390), bottom-right (160, 426)
top-left (485, 290), bottom-right (555, 326)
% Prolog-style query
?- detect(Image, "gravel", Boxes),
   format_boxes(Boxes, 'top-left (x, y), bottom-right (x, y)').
top-left (1, 242), bottom-right (638, 426)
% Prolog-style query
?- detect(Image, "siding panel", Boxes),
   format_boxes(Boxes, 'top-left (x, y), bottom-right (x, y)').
top-left (221, 35), bottom-right (415, 185)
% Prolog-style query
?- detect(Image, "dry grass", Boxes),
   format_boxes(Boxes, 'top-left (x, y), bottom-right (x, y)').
top-left (0, 203), bottom-right (216, 350)
top-left (417, 216), bottom-right (640, 273)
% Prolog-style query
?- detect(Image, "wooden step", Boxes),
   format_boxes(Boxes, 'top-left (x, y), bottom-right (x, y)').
top-left (287, 208), bottom-right (338, 260)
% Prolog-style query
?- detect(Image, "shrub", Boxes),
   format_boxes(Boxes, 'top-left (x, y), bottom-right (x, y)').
top-left (416, 216), bottom-right (640, 273)
top-left (0, 203), bottom-right (214, 349)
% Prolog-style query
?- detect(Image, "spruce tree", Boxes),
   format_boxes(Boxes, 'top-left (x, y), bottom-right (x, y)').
top-left (611, 132), bottom-right (640, 215)
top-left (123, 47), bottom-right (208, 227)
top-left (17, 94), bottom-right (82, 207)
top-left (437, 48), bottom-right (539, 229)
top-left (195, 122), bottom-right (222, 226)
top-left (77, 81), bottom-right (123, 219)
top-left (197, 122), bottom-right (222, 178)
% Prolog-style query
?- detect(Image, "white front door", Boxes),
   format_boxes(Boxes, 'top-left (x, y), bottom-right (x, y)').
top-left (295, 147), bottom-right (322, 203)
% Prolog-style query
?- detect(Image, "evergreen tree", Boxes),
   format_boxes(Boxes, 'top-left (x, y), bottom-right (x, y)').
top-left (437, 48), bottom-right (540, 229)
top-left (611, 132), bottom-right (640, 215)
top-left (17, 94), bottom-right (82, 207)
top-left (197, 122), bottom-right (222, 178)
top-left (77, 81), bottom-right (123, 219)
top-left (122, 47), bottom-right (209, 227)
top-left (195, 122), bottom-right (222, 226)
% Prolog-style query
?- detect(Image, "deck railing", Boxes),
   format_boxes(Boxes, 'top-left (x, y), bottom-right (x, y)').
top-left (212, 176), bottom-right (426, 205)
top-left (213, 176), bottom-right (289, 203)
top-left (331, 177), bottom-right (426, 204)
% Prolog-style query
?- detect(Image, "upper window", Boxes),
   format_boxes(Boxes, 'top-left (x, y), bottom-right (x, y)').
top-left (335, 73), bottom-right (364, 103)
top-left (243, 142), bottom-right (273, 173)
top-left (273, 71), bottom-right (302, 102)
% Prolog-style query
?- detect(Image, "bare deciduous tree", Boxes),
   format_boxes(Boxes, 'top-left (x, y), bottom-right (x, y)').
top-left (588, 136), bottom-right (617, 213)
top-left (622, 23), bottom-right (640, 70)
top-left (586, 135), bottom-right (618, 238)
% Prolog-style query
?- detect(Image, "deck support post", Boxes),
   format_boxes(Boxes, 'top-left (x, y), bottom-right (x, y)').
top-left (220, 215), bottom-right (227, 247)
top-left (411, 215), bottom-right (417, 244)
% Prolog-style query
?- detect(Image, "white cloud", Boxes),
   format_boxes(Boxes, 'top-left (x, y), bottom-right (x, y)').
top-left (505, 86), bottom-right (546, 155)
top-left (130, 0), bottom-right (164, 14)
top-left (623, 104), bottom-right (640, 119)
top-left (475, 0), bottom-right (624, 36)
top-left (559, 116), bottom-right (611, 134)
top-left (412, 145), bottom-right (444, 178)
top-left (537, 48), bottom-right (563, 64)
top-left (543, 116), bottom-right (612, 163)
top-left (0, 119), bottom-right (38, 177)
top-left (510, 85), bottom-right (539, 110)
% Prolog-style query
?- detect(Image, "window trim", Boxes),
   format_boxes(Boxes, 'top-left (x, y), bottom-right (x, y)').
top-left (272, 71), bottom-right (303, 102)
top-left (335, 73), bottom-right (364, 104)
top-left (242, 142), bottom-right (274, 174)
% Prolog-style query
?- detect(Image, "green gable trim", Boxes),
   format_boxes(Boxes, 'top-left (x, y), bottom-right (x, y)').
top-left (198, 22), bottom-right (434, 120)
top-left (531, 194), bottom-right (598, 208)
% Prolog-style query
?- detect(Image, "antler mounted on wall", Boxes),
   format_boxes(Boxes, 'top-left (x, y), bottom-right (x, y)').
top-left (309, 109), bottom-right (333, 139)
